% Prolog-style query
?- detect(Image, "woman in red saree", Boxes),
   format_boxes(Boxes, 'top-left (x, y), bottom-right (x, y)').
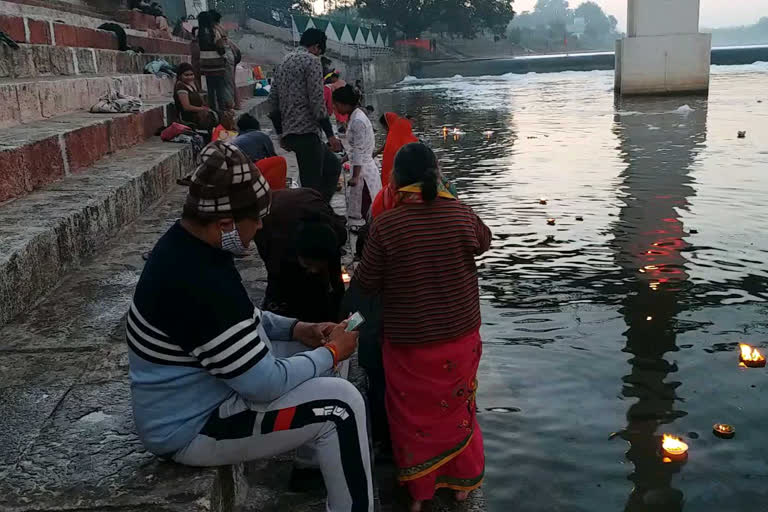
top-left (355, 143), bottom-right (491, 511)
top-left (379, 112), bottom-right (419, 187)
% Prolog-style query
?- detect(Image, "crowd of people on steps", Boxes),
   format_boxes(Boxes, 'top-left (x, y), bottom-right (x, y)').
top-left (128, 25), bottom-right (491, 512)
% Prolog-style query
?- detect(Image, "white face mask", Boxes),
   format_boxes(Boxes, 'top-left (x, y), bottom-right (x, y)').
top-left (221, 225), bottom-right (251, 256)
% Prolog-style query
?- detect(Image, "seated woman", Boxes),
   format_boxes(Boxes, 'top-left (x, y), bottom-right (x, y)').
top-left (232, 114), bottom-right (287, 191)
top-left (354, 142), bottom-right (492, 512)
top-left (173, 62), bottom-right (216, 130)
top-left (331, 84), bottom-right (382, 229)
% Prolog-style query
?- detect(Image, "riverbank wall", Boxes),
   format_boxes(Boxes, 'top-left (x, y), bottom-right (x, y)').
top-left (232, 18), bottom-right (412, 90)
top-left (413, 45), bottom-right (768, 79)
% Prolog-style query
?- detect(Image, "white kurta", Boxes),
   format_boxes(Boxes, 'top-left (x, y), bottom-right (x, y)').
top-left (345, 108), bottom-right (382, 221)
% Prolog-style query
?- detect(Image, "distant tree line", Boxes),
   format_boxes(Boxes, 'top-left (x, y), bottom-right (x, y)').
top-left (706, 17), bottom-right (768, 47)
top-left (354, 0), bottom-right (515, 39)
top-left (507, 0), bottom-right (619, 51)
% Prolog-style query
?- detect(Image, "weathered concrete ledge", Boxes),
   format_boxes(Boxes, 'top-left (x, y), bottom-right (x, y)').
top-left (0, 139), bottom-right (193, 328)
top-left (0, 96), bottom-right (266, 330)
top-left (0, 101), bottom-right (171, 200)
top-left (0, 43), bottom-right (191, 80)
top-left (0, 74), bottom-right (176, 129)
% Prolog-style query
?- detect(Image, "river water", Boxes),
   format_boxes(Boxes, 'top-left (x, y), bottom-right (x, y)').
top-left (370, 64), bottom-right (768, 511)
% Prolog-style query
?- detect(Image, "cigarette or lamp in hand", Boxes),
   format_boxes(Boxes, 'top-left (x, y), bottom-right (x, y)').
top-left (661, 434), bottom-right (688, 463)
top-left (341, 267), bottom-right (352, 285)
top-left (739, 343), bottom-right (766, 368)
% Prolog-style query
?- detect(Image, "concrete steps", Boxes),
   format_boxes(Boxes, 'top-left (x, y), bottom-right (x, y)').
top-left (0, 100), bottom-right (172, 200)
top-left (0, 74), bottom-right (176, 128)
top-left (0, 43), bottom-right (190, 79)
top-left (0, 11), bottom-right (191, 55)
top-left (0, 181), bottom-right (247, 512)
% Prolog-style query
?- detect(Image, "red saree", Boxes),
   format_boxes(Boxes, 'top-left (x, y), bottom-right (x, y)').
top-left (383, 329), bottom-right (485, 501)
top-left (381, 112), bottom-right (418, 187)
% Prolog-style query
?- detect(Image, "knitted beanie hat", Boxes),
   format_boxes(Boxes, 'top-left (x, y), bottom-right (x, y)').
top-left (181, 141), bottom-right (271, 220)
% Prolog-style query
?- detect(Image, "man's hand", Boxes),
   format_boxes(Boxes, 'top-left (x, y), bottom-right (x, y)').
top-left (347, 175), bottom-right (359, 187)
top-left (326, 321), bottom-right (358, 362)
top-left (279, 137), bottom-right (291, 152)
top-left (328, 136), bottom-right (343, 153)
top-left (294, 321), bottom-right (337, 348)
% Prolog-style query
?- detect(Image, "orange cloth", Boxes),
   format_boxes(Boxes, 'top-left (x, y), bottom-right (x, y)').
top-left (256, 156), bottom-right (287, 191)
top-left (212, 125), bottom-right (238, 142)
top-left (381, 112), bottom-right (418, 187)
top-left (253, 65), bottom-right (264, 80)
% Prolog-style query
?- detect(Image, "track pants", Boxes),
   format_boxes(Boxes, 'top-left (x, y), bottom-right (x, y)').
top-left (284, 133), bottom-right (342, 203)
top-left (173, 342), bottom-right (371, 512)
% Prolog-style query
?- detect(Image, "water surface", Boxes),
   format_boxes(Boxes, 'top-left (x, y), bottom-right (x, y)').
top-left (371, 64), bottom-right (768, 511)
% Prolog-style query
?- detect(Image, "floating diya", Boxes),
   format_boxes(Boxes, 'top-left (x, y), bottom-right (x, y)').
top-left (483, 130), bottom-right (494, 139)
top-left (661, 434), bottom-right (689, 462)
top-left (713, 423), bottom-right (735, 439)
top-left (739, 343), bottom-right (766, 368)
top-left (539, 197), bottom-right (548, 205)
top-left (547, 218), bottom-right (556, 226)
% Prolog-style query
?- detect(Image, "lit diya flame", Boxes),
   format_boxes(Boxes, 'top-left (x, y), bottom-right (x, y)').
top-left (739, 343), bottom-right (766, 368)
top-left (539, 197), bottom-right (548, 205)
top-left (547, 218), bottom-right (556, 226)
top-left (661, 434), bottom-right (689, 461)
top-left (483, 130), bottom-right (494, 139)
top-left (713, 423), bottom-right (735, 439)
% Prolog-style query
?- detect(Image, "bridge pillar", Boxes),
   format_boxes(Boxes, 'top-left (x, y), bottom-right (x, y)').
top-left (615, 0), bottom-right (711, 95)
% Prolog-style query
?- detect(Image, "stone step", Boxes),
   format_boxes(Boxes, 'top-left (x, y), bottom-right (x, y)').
top-left (0, 144), bottom-right (248, 512)
top-left (0, 97), bottom-right (269, 512)
top-left (0, 95), bottom-right (267, 328)
top-left (0, 73), bottom-right (176, 128)
top-left (0, 99), bottom-right (172, 202)
top-left (0, 12), bottom-right (191, 55)
top-left (0, 42), bottom-right (191, 80)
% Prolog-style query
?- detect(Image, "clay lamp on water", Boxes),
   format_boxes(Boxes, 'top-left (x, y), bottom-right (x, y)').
top-left (539, 197), bottom-right (548, 205)
top-left (713, 423), bottom-right (735, 439)
top-left (661, 434), bottom-right (689, 463)
top-left (547, 218), bottom-right (556, 226)
top-left (739, 343), bottom-right (766, 368)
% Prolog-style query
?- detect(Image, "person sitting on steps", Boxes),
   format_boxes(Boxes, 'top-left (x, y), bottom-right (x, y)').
top-left (127, 141), bottom-right (373, 512)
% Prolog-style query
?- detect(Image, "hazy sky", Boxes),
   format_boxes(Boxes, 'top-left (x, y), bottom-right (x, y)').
top-left (513, 0), bottom-right (767, 29)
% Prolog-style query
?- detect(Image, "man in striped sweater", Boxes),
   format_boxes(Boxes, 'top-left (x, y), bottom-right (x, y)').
top-left (127, 141), bottom-right (373, 511)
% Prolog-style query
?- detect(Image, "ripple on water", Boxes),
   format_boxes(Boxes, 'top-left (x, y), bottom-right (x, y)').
top-left (376, 67), bottom-right (768, 511)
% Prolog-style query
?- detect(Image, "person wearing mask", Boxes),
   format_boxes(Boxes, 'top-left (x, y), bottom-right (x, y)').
top-left (354, 143), bottom-right (491, 512)
top-left (267, 29), bottom-right (342, 203)
top-left (255, 188), bottom-right (347, 324)
top-left (232, 114), bottom-right (287, 191)
top-left (197, 11), bottom-right (230, 113)
top-left (128, 141), bottom-right (373, 512)
top-left (332, 84), bottom-right (382, 229)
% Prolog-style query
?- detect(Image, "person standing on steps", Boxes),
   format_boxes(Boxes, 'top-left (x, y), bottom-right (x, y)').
top-left (127, 141), bottom-right (373, 512)
top-left (354, 142), bottom-right (490, 512)
top-left (268, 28), bottom-right (343, 203)
top-left (332, 84), bottom-right (382, 230)
top-left (197, 11), bottom-right (230, 113)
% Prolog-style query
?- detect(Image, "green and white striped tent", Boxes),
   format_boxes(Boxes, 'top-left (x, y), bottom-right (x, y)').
top-left (292, 15), bottom-right (389, 47)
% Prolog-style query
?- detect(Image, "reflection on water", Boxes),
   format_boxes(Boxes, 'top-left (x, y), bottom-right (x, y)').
top-left (613, 95), bottom-right (706, 512)
top-left (372, 66), bottom-right (768, 511)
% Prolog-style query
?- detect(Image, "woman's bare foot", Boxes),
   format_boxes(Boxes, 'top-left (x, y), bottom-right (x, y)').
top-left (409, 500), bottom-right (423, 512)
top-left (455, 491), bottom-right (470, 502)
